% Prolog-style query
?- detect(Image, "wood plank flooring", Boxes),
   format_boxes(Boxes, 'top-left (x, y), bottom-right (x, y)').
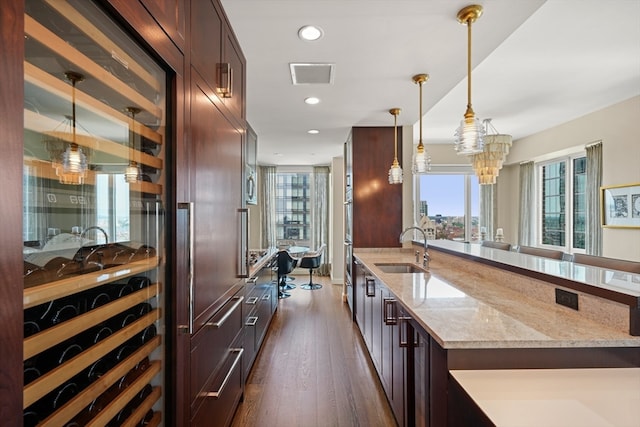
top-left (231, 275), bottom-right (397, 427)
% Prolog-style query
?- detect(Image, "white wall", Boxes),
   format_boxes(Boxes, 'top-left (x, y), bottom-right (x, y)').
top-left (498, 95), bottom-right (640, 261)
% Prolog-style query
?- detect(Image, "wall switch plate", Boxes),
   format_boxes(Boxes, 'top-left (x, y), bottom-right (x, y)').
top-left (555, 288), bottom-right (579, 310)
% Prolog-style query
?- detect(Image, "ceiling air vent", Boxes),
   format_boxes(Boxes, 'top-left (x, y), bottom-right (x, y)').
top-left (289, 63), bottom-right (335, 85)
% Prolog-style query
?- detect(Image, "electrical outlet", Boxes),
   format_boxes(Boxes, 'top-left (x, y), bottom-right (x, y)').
top-left (555, 288), bottom-right (579, 310)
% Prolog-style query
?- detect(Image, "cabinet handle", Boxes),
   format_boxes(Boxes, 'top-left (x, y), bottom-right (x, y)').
top-left (245, 316), bottom-right (258, 326)
top-left (204, 348), bottom-right (243, 399)
top-left (238, 208), bottom-right (249, 278)
top-left (217, 63), bottom-right (233, 98)
top-left (246, 296), bottom-right (258, 305)
top-left (206, 296), bottom-right (244, 328)
top-left (178, 202), bottom-right (195, 334)
top-left (365, 277), bottom-right (375, 297)
top-left (261, 294), bottom-right (270, 301)
top-left (399, 316), bottom-right (417, 348)
top-left (383, 298), bottom-right (398, 325)
top-left (246, 277), bottom-right (257, 284)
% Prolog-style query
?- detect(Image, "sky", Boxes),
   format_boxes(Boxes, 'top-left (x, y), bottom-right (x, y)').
top-left (419, 174), bottom-right (479, 217)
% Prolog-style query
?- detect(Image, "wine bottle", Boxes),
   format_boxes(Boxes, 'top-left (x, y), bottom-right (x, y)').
top-left (23, 260), bottom-right (54, 287)
top-left (128, 275), bottom-right (151, 289)
top-left (24, 249), bottom-right (83, 280)
top-left (108, 281), bottom-right (135, 300)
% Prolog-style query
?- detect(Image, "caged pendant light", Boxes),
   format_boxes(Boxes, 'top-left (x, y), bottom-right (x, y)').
top-left (124, 106), bottom-right (142, 183)
top-left (388, 108), bottom-right (403, 184)
top-left (454, 4), bottom-right (485, 155)
top-left (412, 74), bottom-right (431, 174)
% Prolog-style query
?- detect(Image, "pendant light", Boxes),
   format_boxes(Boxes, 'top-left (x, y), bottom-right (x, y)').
top-left (53, 71), bottom-right (89, 185)
top-left (471, 118), bottom-right (512, 185)
top-left (454, 4), bottom-right (485, 155)
top-left (124, 106), bottom-right (142, 183)
top-left (412, 73), bottom-right (431, 174)
top-left (388, 108), bottom-right (402, 184)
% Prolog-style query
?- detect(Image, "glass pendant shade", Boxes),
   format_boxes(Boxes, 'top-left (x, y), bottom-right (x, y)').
top-left (388, 107), bottom-right (403, 184)
top-left (454, 113), bottom-right (485, 155)
top-left (125, 162), bottom-right (140, 183)
top-left (412, 74), bottom-right (431, 174)
top-left (412, 144), bottom-right (431, 174)
top-left (125, 106), bottom-right (142, 183)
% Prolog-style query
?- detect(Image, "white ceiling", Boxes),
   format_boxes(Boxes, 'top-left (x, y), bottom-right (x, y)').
top-left (221, 0), bottom-right (640, 166)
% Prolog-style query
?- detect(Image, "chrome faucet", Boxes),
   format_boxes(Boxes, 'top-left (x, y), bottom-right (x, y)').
top-left (80, 226), bottom-right (109, 245)
top-left (399, 226), bottom-right (430, 270)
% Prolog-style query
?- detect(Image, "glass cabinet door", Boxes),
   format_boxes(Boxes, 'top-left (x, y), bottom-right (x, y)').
top-left (22, 1), bottom-right (166, 425)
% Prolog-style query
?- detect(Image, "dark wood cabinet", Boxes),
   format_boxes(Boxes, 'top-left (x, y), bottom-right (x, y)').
top-left (139, 0), bottom-right (186, 51)
top-left (191, 0), bottom-right (245, 122)
top-left (349, 126), bottom-right (403, 248)
top-left (190, 73), bottom-right (245, 328)
top-left (243, 258), bottom-right (277, 379)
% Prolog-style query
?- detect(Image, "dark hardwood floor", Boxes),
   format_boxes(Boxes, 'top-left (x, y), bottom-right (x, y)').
top-left (231, 274), bottom-right (397, 427)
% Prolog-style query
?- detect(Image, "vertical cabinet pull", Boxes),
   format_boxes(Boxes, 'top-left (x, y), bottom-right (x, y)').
top-left (217, 63), bottom-right (233, 98)
top-left (238, 208), bottom-right (249, 278)
top-left (178, 202), bottom-right (195, 335)
top-left (203, 348), bottom-right (243, 399)
top-left (383, 298), bottom-right (398, 325)
top-left (365, 277), bottom-right (375, 297)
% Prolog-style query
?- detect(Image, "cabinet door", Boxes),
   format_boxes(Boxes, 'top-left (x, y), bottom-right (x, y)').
top-left (222, 28), bottom-right (245, 120)
top-left (412, 322), bottom-right (430, 427)
top-left (190, 0), bottom-right (223, 95)
top-left (139, 0), bottom-right (185, 50)
top-left (370, 277), bottom-right (383, 371)
top-left (382, 290), bottom-right (406, 427)
top-left (191, 76), bottom-right (243, 328)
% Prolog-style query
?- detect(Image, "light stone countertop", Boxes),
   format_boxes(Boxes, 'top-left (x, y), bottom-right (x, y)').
top-left (450, 368), bottom-right (640, 427)
top-left (354, 249), bottom-right (640, 350)
top-left (428, 239), bottom-right (640, 298)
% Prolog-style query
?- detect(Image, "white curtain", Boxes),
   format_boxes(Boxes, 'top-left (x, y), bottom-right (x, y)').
top-left (259, 166), bottom-right (277, 249)
top-left (312, 166), bottom-right (330, 275)
top-left (518, 161), bottom-right (534, 246)
top-left (479, 184), bottom-right (495, 241)
top-left (585, 142), bottom-right (603, 255)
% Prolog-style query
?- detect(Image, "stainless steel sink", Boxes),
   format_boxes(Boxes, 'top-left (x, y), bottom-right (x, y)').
top-left (374, 263), bottom-right (426, 274)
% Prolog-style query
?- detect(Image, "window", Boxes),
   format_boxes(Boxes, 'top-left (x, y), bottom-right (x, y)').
top-left (275, 171), bottom-right (312, 245)
top-left (416, 167), bottom-right (479, 242)
top-left (538, 154), bottom-right (586, 252)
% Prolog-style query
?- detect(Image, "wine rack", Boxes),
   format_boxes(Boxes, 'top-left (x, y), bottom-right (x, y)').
top-left (23, 0), bottom-right (166, 425)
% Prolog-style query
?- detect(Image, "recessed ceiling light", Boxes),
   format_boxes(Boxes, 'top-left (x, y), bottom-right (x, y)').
top-left (307, 129), bottom-right (319, 134)
top-left (298, 25), bottom-right (323, 41)
top-left (304, 97), bottom-right (320, 105)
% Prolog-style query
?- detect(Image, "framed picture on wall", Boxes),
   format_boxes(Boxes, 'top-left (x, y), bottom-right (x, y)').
top-left (601, 183), bottom-right (640, 228)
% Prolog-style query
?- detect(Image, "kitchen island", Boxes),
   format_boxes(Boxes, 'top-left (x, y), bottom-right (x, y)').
top-left (352, 245), bottom-right (640, 426)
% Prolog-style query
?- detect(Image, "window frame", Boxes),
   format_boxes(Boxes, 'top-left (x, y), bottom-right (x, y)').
top-left (414, 165), bottom-right (479, 243)
top-left (274, 166), bottom-right (314, 246)
top-left (535, 151), bottom-right (587, 254)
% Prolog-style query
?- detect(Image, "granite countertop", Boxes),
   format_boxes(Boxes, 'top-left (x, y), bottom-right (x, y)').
top-left (450, 368), bottom-right (640, 427)
top-left (354, 249), bottom-right (640, 350)
top-left (427, 239), bottom-right (640, 298)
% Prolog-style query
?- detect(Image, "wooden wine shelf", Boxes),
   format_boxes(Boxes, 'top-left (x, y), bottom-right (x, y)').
top-left (25, 15), bottom-right (161, 118)
top-left (42, 0), bottom-right (161, 93)
top-left (23, 256), bottom-right (160, 309)
top-left (122, 385), bottom-right (162, 427)
top-left (25, 61), bottom-right (163, 145)
top-left (37, 341), bottom-right (162, 426)
top-left (25, 110), bottom-right (163, 171)
top-left (24, 284), bottom-right (160, 360)
top-left (24, 310), bottom-right (161, 408)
